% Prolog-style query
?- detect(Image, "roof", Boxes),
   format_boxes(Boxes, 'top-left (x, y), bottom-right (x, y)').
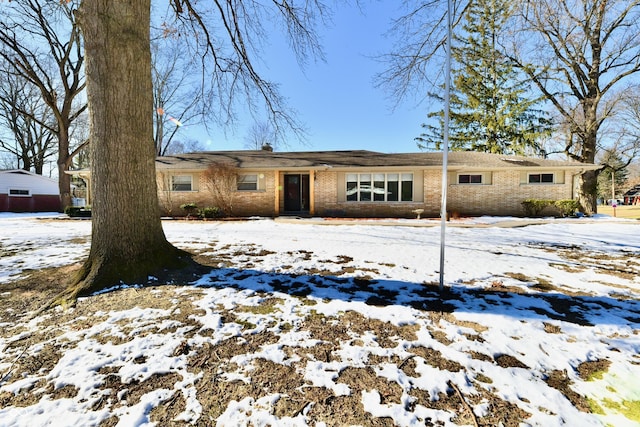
top-left (0, 169), bottom-right (58, 182)
top-left (0, 169), bottom-right (59, 195)
top-left (623, 185), bottom-right (640, 197)
top-left (154, 150), bottom-right (599, 171)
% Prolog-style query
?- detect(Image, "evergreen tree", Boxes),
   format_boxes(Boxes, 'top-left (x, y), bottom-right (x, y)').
top-left (597, 149), bottom-right (629, 202)
top-left (416, 0), bottom-right (553, 155)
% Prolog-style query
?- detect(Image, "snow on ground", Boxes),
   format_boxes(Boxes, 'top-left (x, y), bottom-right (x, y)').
top-left (0, 213), bottom-right (639, 426)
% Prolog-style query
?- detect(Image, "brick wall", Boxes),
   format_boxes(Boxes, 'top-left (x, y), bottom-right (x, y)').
top-left (233, 171), bottom-right (276, 216)
top-left (447, 170), bottom-right (574, 216)
top-left (157, 172), bottom-right (277, 217)
top-left (157, 168), bottom-right (577, 218)
top-left (313, 171), bottom-right (338, 215)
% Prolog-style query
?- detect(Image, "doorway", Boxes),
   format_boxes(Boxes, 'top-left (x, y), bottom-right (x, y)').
top-left (284, 174), bottom-right (310, 213)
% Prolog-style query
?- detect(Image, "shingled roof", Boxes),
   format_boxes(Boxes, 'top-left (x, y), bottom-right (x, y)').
top-left (155, 150), bottom-right (598, 171)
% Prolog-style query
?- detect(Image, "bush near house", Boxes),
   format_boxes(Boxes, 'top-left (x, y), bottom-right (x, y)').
top-left (180, 202), bottom-right (198, 217)
top-left (199, 206), bottom-right (222, 219)
top-left (64, 206), bottom-right (92, 218)
top-left (522, 199), bottom-right (580, 217)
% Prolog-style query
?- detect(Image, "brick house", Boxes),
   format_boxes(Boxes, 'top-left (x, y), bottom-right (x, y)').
top-left (146, 150), bottom-right (598, 218)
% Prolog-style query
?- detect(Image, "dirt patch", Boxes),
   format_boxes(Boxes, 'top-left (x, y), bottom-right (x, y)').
top-left (545, 370), bottom-right (591, 412)
top-left (577, 359), bottom-right (612, 381)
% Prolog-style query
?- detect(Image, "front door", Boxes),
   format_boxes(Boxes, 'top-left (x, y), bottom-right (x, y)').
top-left (284, 174), bottom-right (309, 212)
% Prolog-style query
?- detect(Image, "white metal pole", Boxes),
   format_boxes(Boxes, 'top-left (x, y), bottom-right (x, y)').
top-left (439, 0), bottom-right (452, 292)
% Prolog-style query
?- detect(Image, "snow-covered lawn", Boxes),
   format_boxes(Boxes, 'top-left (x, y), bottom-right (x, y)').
top-left (0, 214), bottom-right (639, 426)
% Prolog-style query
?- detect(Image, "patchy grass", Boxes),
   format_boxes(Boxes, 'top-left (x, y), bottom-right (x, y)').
top-left (1, 222), bottom-right (639, 426)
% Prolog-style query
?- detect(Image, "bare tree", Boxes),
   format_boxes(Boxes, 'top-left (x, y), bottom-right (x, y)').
top-left (202, 163), bottom-right (238, 216)
top-left (151, 34), bottom-right (207, 156)
top-left (377, 0), bottom-right (640, 215)
top-left (163, 139), bottom-right (206, 155)
top-left (54, 0), bottom-right (330, 302)
top-left (244, 121), bottom-right (277, 150)
top-left (506, 0), bottom-right (640, 214)
top-left (374, 1), bottom-right (471, 108)
top-left (0, 0), bottom-right (88, 209)
top-left (0, 72), bottom-right (57, 174)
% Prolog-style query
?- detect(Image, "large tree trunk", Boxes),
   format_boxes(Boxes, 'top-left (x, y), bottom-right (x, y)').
top-left (62, 0), bottom-right (188, 301)
top-left (576, 169), bottom-right (598, 215)
top-left (574, 99), bottom-right (600, 216)
top-left (57, 125), bottom-right (71, 211)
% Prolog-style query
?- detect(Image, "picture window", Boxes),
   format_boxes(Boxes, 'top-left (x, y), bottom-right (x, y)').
top-left (346, 172), bottom-right (413, 202)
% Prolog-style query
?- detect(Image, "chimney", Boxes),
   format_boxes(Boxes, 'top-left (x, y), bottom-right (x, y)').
top-left (261, 143), bottom-right (273, 152)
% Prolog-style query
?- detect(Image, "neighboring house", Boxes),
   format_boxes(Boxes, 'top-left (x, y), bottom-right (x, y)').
top-left (623, 185), bottom-right (640, 205)
top-left (69, 150), bottom-right (600, 218)
top-left (0, 169), bottom-right (60, 212)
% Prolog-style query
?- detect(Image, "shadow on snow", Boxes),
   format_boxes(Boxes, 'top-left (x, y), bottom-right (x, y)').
top-left (190, 266), bottom-right (640, 328)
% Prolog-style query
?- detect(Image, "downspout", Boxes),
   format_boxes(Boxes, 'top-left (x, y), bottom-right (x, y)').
top-left (274, 170), bottom-right (280, 217)
top-left (309, 169), bottom-right (315, 216)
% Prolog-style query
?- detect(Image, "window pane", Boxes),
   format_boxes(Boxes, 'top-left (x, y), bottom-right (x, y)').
top-left (359, 174), bottom-right (372, 201)
top-left (373, 179), bottom-right (385, 201)
top-left (541, 173), bottom-right (554, 183)
top-left (172, 175), bottom-right (192, 191)
top-left (401, 174), bottom-right (413, 201)
top-left (237, 174), bottom-right (258, 190)
top-left (401, 181), bottom-right (413, 201)
top-left (9, 189), bottom-right (29, 196)
top-left (528, 174), bottom-right (541, 183)
top-left (460, 174), bottom-right (482, 184)
top-left (346, 180), bottom-right (357, 201)
top-left (346, 174), bottom-right (357, 201)
top-left (387, 181), bottom-right (399, 201)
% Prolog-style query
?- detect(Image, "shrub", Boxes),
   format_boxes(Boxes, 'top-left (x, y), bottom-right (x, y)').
top-left (199, 206), bottom-right (222, 218)
top-left (64, 206), bottom-right (91, 218)
top-left (522, 199), bottom-right (553, 217)
top-left (180, 202), bottom-right (198, 217)
top-left (522, 199), bottom-right (581, 217)
top-left (554, 199), bottom-right (580, 217)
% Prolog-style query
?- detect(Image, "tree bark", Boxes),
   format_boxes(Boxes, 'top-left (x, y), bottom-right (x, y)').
top-left (62, 0), bottom-right (188, 301)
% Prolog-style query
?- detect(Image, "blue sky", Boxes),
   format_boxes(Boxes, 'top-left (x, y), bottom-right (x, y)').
top-left (189, 3), bottom-right (430, 154)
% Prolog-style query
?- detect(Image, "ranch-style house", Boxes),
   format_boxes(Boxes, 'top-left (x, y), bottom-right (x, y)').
top-left (72, 149), bottom-right (599, 218)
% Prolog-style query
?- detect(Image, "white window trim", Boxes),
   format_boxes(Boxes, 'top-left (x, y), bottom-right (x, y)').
top-left (527, 172), bottom-right (555, 184)
top-left (8, 188), bottom-right (31, 197)
top-left (346, 172), bottom-right (414, 202)
top-left (171, 175), bottom-right (193, 192)
top-left (457, 174), bottom-right (483, 185)
top-left (237, 174), bottom-right (259, 191)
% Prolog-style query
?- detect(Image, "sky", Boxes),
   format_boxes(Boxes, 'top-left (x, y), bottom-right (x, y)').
top-left (182, 3), bottom-right (430, 154)
top-left (0, 213), bottom-right (639, 426)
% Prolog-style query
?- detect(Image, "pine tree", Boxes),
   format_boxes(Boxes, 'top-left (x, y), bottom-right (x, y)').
top-left (597, 149), bottom-right (629, 202)
top-left (416, 0), bottom-right (553, 155)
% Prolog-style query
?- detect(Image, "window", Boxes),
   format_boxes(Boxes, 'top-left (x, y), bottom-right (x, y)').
top-left (458, 174), bottom-right (482, 184)
top-left (401, 173), bottom-right (413, 201)
top-left (345, 172), bottom-right (414, 202)
top-left (8, 189), bottom-right (30, 196)
top-left (528, 173), bottom-right (554, 184)
top-left (237, 174), bottom-right (258, 191)
top-left (171, 175), bottom-right (192, 191)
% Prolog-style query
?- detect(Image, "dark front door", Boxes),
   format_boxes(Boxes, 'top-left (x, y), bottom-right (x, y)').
top-left (284, 174), bottom-right (309, 212)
